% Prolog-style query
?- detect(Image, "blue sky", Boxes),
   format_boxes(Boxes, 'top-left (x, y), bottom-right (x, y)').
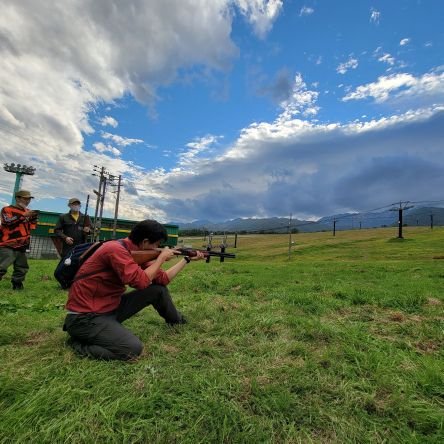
top-left (1, 0), bottom-right (443, 223)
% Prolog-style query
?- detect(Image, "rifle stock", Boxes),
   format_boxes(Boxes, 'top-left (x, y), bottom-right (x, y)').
top-left (131, 247), bottom-right (235, 265)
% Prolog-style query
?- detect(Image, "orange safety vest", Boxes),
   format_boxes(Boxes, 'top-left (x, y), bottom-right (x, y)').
top-left (0, 205), bottom-right (37, 249)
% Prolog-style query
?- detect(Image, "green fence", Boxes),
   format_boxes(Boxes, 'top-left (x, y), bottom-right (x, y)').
top-left (34, 211), bottom-right (178, 246)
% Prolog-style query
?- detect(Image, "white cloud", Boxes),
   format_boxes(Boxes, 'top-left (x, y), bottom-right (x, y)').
top-left (93, 142), bottom-right (121, 156)
top-left (277, 74), bottom-right (319, 123)
top-left (235, 0), bottom-right (283, 38)
top-left (342, 71), bottom-right (444, 104)
top-left (400, 38), bottom-right (410, 46)
top-left (299, 6), bottom-right (314, 16)
top-left (100, 116), bottom-right (118, 127)
top-left (179, 134), bottom-right (223, 165)
top-left (336, 57), bottom-right (359, 74)
top-left (370, 9), bottom-right (380, 25)
top-left (378, 53), bottom-right (396, 66)
top-left (101, 132), bottom-right (144, 147)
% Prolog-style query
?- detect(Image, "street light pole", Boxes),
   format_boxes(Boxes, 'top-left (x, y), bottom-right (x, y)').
top-left (3, 163), bottom-right (36, 204)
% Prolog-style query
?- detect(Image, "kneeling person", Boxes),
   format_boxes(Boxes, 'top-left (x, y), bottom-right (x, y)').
top-left (63, 219), bottom-right (204, 361)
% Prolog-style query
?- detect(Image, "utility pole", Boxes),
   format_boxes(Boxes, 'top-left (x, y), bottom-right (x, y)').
top-left (84, 194), bottom-right (90, 217)
top-left (92, 166), bottom-right (105, 241)
top-left (84, 194), bottom-right (91, 242)
top-left (288, 213), bottom-right (292, 259)
top-left (97, 177), bottom-right (108, 239)
top-left (92, 166), bottom-right (120, 241)
top-left (3, 163), bottom-right (36, 204)
top-left (206, 232), bottom-right (213, 263)
top-left (111, 175), bottom-right (122, 239)
top-left (430, 213), bottom-right (434, 230)
top-left (390, 201), bottom-right (414, 239)
top-left (333, 218), bottom-right (336, 236)
top-left (398, 207), bottom-right (403, 238)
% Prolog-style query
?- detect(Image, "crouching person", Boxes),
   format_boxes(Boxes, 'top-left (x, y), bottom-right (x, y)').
top-left (63, 219), bottom-right (205, 361)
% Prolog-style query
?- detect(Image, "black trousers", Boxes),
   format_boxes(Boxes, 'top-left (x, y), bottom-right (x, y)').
top-left (63, 285), bottom-right (183, 361)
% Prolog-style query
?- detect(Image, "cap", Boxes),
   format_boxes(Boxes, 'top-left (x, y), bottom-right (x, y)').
top-left (15, 190), bottom-right (34, 199)
top-left (68, 197), bottom-right (81, 205)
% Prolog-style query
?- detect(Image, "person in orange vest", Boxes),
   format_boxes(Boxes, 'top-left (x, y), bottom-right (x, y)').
top-left (0, 190), bottom-right (39, 290)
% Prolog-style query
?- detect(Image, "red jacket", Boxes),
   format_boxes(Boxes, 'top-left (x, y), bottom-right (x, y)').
top-left (0, 205), bottom-right (37, 249)
top-left (66, 238), bottom-right (170, 313)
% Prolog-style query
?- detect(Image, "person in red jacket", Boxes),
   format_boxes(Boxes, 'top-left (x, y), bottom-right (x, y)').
top-left (0, 190), bottom-right (39, 290)
top-left (63, 219), bottom-right (205, 361)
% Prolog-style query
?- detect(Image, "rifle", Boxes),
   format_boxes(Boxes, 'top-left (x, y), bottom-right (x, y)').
top-left (131, 247), bottom-right (235, 264)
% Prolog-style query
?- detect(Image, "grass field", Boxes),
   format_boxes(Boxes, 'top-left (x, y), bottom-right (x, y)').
top-left (0, 227), bottom-right (443, 443)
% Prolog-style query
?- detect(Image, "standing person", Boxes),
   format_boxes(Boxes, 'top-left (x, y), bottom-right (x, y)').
top-left (0, 190), bottom-right (39, 290)
top-left (63, 219), bottom-right (205, 361)
top-left (55, 197), bottom-right (91, 258)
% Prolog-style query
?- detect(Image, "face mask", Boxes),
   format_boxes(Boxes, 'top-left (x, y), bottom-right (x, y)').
top-left (16, 200), bottom-right (28, 209)
top-left (70, 205), bottom-right (81, 212)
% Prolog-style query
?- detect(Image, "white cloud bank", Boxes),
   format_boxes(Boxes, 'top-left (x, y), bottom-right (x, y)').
top-left (137, 71), bottom-right (444, 221)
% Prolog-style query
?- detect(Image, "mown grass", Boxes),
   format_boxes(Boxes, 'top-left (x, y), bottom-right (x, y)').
top-left (0, 227), bottom-right (443, 443)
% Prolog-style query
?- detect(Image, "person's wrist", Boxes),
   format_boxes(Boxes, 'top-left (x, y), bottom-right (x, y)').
top-left (183, 256), bottom-right (191, 264)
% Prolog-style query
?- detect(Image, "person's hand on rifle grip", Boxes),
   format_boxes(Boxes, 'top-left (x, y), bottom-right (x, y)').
top-left (190, 250), bottom-right (206, 261)
top-left (158, 247), bottom-right (176, 262)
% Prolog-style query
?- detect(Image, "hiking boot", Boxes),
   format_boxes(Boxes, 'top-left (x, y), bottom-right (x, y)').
top-left (12, 281), bottom-right (24, 290)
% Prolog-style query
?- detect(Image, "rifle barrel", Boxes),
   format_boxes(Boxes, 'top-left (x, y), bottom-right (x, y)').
top-left (178, 248), bottom-right (235, 259)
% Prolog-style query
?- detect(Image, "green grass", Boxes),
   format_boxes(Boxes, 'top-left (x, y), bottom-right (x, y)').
top-left (1, 227), bottom-right (443, 443)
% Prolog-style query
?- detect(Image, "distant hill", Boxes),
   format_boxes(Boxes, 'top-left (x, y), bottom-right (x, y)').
top-left (173, 217), bottom-right (302, 233)
top-left (172, 206), bottom-right (444, 234)
top-left (403, 207), bottom-right (444, 227)
top-left (319, 207), bottom-right (444, 231)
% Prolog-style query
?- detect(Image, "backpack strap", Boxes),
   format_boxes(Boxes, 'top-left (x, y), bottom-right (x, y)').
top-left (72, 239), bottom-right (130, 284)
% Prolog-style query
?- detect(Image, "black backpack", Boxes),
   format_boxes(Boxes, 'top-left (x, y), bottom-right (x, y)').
top-left (54, 241), bottom-right (109, 289)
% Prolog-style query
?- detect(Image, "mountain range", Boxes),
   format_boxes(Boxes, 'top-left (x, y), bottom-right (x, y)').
top-left (171, 206), bottom-right (444, 233)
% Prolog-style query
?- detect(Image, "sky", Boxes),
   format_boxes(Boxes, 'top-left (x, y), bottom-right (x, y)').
top-left (0, 0), bottom-right (443, 223)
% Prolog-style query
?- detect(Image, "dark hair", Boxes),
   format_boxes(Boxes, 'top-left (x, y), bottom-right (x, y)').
top-left (129, 220), bottom-right (168, 244)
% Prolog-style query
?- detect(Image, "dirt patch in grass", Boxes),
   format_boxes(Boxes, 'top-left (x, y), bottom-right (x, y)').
top-left (23, 330), bottom-right (51, 346)
top-left (426, 297), bottom-right (442, 306)
top-left (415, 340), bottom-right (442, 354)
top-left (161, 344), bottom-right (180, 354)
